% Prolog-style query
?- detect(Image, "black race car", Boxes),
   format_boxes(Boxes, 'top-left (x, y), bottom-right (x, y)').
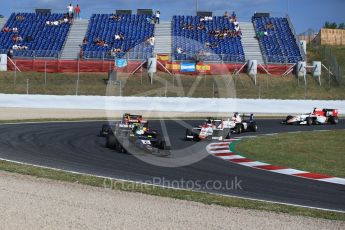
top-left (106, 123), bottom-right (171, 156)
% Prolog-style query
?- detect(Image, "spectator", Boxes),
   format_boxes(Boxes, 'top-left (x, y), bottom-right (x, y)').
top-left (231, 11), bottom-right (236, 20)
top-left (266, 22), bottom-right (274, 30)
top-left (114, 33), bottom-right (124, 41)
top-left (2, 26), bottom-right (10, 32)
top-left (79, 49), bottom-right (84, 59)
top-left (149, 36), bottom-right (155, 46)
top-left (110, 14), bottom-right (122, 21)
top-left (75, 4), bottom-right (81, 19)
top-left (12, 44), bottom-right (19, 50)
top-left (197, 24), bottom-right (206, 30)
top-left (16, 15), bottom-right (25, 21)
top-left (176, 47), bottom-right (185, 54)
top-left (82, 37), bottom-right (87, 44)
top-left (256, 31), bottom-right (265, 39)
top-left (233, 19), bottom-right (239, 27)
top-left (12, 27), bottom-right (18, 33)
top-left (155, 10), bottom-right (160, 24)
top-left (223, 11), bottom-right (229, 18)
top-left (7, 49), bottom-right (14, 58)
top-left (67, 4), bottom-right (74, 17)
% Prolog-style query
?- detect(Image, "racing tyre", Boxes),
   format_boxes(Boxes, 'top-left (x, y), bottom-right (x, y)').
top-left (235, 124), bottom-right (242, 134)
top-left (306, 117), bottom-right (313, 126)
top-left (250, 124), bottom-right (258, 132)
top-left (106, 134), bottom-right (116, 149)
top-left (185, 129), bottom-right (193, 141)
top-left (329, 116), bottom-right (339, 125)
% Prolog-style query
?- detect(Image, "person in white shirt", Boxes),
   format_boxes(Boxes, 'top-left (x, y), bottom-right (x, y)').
top-left (155, 10), bottom-right (160, 24)
top-left (149, 36), bottom-right (155, 46)
top-left (67, 4), bottom-right (73, 16)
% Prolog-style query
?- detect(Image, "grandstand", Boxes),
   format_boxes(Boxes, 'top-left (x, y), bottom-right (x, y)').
top-left (252, 16), bottom-right (303, 64)
top-left (82, 14), bottom-right (154, 60)
top-left (0, 12), bottom-right (71, 58)
top-left (0, 9), bottom-right (305, 68)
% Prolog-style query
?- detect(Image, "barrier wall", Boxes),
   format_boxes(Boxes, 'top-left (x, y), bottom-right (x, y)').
top-left (0, 94), bottom-right (344, 114)
top-left (7, 59), bottom-right (293, 75)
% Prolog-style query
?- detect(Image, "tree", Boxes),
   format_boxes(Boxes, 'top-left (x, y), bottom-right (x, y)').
top-left (330, 22), bottom-right (338, 29)
top-left (338, 22), bottom-right (345, 29)
top-left (324, 21), bottom-right (338, 29)
top-left (324, 21), bottom-right (330, 28)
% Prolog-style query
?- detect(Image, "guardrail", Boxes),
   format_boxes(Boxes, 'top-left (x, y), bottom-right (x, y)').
top-left (0, 49), bottom-right (61, 59)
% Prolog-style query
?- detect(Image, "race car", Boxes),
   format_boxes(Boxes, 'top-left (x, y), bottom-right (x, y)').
top-left (282, 108), bottom-right (339, 125)
top-left (106, 122), bottom-right (171, 156)
top-left (99, 113), bottom-right (145, 137)
top-left (185, 114), bottom-right (257, 141)
top-left (185, 118), bottom-right (231, 141)
top-left (230, 113), bottom-right (258, 134)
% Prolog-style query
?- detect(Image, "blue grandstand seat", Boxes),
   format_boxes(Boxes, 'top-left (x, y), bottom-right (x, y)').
top-left (252, 17), bottom-right (302, 64)
top-left (0, 12), bottom-right (71, 58)
top-left (172, 15), bottom-right (245, 62)
top-left (82, 14), bottom-right (154, 60)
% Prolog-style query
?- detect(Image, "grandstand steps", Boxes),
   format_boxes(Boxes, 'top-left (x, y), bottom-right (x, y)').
top-left (60, 19), bottom-right (89, 60)
top-left (154, 21), bottom-right (172, 55)
top-left (240, 22), bottom-right (264, 64)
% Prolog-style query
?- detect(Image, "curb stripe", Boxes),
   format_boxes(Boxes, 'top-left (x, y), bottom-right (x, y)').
top-left (295, 173), bottom-right (332, 180)
top-left (214, 153), bottom-right (235, 157)
top-left (230, 158), bottom-right (254, 163)
top-left (221, 155), bottom-right (245, 160)
top-left (207, 141), bottom-right (345, 186)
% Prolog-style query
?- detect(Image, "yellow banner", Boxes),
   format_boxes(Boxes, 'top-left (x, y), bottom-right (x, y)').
top-left (157, 54), bottom-right (170, 61)
top-left (196, 65), bottom-right (211, 71)
top-left (166, 63), bottom-right (180, 70)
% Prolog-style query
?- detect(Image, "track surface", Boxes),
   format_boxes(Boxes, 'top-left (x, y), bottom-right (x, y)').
top-left (0, 119), bottom-right (344, 211)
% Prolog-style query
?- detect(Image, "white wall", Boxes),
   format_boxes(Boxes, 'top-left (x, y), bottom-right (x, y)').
top-left (0, 94), bottom-right (344, 114)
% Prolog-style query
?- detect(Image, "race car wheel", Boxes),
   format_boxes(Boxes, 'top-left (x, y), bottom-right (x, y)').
top-left (329, 116), bottom-right (339, 124)
top-left (306, 117), bottom-right (313, 126)
top-left (235, 124), bottom-right (242, 134)
top-left (251, 124), bottom-right (258, 132)
top-left (185, 129), bottom-right (192, 141)
top-left (106, 135), bottom-right (116, 149)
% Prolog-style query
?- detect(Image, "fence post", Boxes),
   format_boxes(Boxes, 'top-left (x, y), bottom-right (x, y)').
top-left (26, 78), bottom-right (29, 95)
top-left (44, 61), bottom-right (47, 86)
top-left (14, 60), bottom-right (17, 87)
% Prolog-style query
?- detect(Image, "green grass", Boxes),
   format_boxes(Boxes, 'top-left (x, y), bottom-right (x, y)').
top-left (1, 71), bottom-right (344, 99)
top-left (308, 44), bottom-right (345, 74)
top-left (0, 159), bottom-right (344, 221)
top-left (236, 130), bottom-right (345, 178)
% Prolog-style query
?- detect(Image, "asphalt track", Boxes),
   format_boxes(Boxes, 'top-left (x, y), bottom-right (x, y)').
top-left (0, 119), bottom-right (344, 211)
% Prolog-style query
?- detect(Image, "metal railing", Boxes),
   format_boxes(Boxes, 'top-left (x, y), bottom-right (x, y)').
top-left (171, 52), bottom-right (246, 63)
top-left (262, 55), bottom-right (303, 64)
top-left (81, 51), bottom-right (154, 61)
top-left (0, 49), bottom-right (61, 59)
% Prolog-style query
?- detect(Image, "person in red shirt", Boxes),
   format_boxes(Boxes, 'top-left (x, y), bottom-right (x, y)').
top-left (75, 4), bottom-right (81, 19)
